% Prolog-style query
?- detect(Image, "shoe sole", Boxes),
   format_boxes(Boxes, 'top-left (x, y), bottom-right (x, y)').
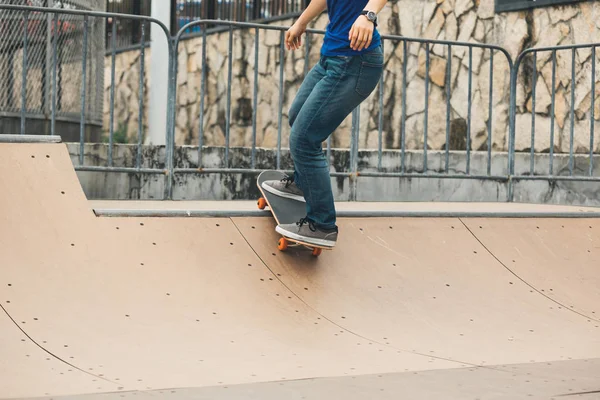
top-left (261, 182), bottom-right (306, 203)
top-left (276, 225), bottom-right (336, 248)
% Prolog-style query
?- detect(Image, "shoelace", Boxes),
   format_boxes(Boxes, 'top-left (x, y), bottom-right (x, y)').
top-left (280, 175), bottom-right (294, 188)
top-left (297, 217), bottom-right (317, 232)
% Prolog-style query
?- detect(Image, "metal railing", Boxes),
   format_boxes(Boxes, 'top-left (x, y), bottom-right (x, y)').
top-left (168, 20), bottom-right (514, 200)
top-left (352, 35), bottom-right (514, 201)
top-left (509, 42), bottom-right (600, 200)
top-left (0, 1), bottom-right (105, 133)
top-left (0, 4), bottom-right (174, 197)
top-left (1, 4), bottom-right (599, 202)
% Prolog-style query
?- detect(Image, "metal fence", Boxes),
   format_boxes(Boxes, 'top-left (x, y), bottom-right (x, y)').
top-left (169, 20), bottom-right (514, 201)
top-left (1, 4), bottom-right (599, 202)
top-left (176, 0), bottom-right (308, 28)
top-left (0, 0), bottom-right (105, 137)
top-left (0, 4), bottom-right (173, 196)
top-left (105, 0), bottom-right (308, 48)
top-left (509, 43), bottom-right (599, 198)
top-left (105, 0), bottom-right (151, 49)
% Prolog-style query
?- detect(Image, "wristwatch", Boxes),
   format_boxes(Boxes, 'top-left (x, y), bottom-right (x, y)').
top-left (360, 10), bottom-right (378, 27)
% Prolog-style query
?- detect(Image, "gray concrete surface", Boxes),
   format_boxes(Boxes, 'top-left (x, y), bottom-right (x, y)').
top-left (23, 359), bottom-right (600, 400)
top-left (68, 144), bottom-right (600, 206)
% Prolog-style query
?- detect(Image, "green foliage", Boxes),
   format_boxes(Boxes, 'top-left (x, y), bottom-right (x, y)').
top-left (102, 122), bottom-right (129, 144)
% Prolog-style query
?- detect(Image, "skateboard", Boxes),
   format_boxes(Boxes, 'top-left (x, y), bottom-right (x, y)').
top-left (256, 170), bottom-right (330, 257)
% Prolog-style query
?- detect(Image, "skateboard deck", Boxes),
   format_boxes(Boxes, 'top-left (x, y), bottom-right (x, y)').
top-left (256, 170), bottom-right (331, 256)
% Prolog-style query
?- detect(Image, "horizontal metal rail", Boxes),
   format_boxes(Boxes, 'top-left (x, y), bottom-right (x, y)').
top-left (0, 134), bottom-right (61, 144)
top-left (172, 168), bottom-right (510, 181)
top-left (75, 166), bottom-right (168, 175)
top-left (94, 208), bottom-right (600, 219)
top-left (511, 175), bottom-right (600, 183)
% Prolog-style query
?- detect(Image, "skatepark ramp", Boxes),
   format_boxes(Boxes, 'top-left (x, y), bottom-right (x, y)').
top-left (1, 137), bottom-right (600, 399)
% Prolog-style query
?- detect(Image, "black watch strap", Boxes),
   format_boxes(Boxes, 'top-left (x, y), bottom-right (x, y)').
top-left (360, 10), bottom-right (378, 27)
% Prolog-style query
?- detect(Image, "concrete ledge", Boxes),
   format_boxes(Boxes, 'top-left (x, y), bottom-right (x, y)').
top-left (71, 144), bottom-right (600, 206)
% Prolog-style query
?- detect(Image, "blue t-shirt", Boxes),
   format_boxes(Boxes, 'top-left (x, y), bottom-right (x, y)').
top-left (321, 0), bottom-right (381, 56)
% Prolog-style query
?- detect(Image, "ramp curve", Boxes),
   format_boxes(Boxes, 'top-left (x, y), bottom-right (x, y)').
top-left (1, 140), bottom-right (599, 399)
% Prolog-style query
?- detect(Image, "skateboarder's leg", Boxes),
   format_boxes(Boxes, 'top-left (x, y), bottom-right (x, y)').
top-left (289, 50), bottom-right (383, 231)
top-left (289, 62), bottom-right (327, 128)
top-left (261, 62), bottom-right (327, 202)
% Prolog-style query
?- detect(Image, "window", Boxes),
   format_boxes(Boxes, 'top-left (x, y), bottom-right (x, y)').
top-left (495, 0), bottom-right (588, 13)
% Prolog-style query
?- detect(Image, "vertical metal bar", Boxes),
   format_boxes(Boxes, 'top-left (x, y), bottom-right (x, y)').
top-left (108, 19), bottom-right (117, 167)
top-left (326, 136), bottom-right (332, 166)
top-left (304, 31), bottom-right (311, 77)
top-left (487, 50), bottom-right (494, 176)
top-left (253, 0), bottom-right (260, 19)
top-left (88, 14), bottom-right (95, 119)
top-left (357, 106), bottom-right (361, 163)
top-left (549, 50), bottom-right (557, 175)
top-left (51, 13), bottom-right (58, 136)
top-left (277, 30), bottom-right (285, 170)
top-left (466, 46), bottom-right (473, 174)
top-left (377, 40), bottom-right (384, 171)
top-left (530, 52), bottom-right (537, 175)
top-left (508, 56), bottom-right (518, 201)
top-left (20, 11), bottom-right (29, 135)
top-left (569, 48), bottom-right (576, 176)
top-left (590, 46), bottom-right (596, 177)
top-left (43, 10), bottom-right (52, 120)
top-left (445, 44), bottom-right (451, 173)
top-left (132, 1), bottom-right (141, 44)
top-left (350, 109), bottom-right (357, 172)
top-left (423, 43), bottom-right (430, 172)
top-left (225, 24), bottom-right (233, 168)
top-left (136, 20), bottom-right (146, 169)
top-left (199, 27), bottom-right (207, 168)
top-left (355, 106), bottom-right (361, 200)
top-left (166, 38), bottom-right (177, 200)
top-left (350, 107), bottom-right (360, 201)
top-left (251, 27), bottom-right (259, 169)
top-left (79, 15), bottom-right (88, 166)
top-left (401, 40), bottom-right (408, 173)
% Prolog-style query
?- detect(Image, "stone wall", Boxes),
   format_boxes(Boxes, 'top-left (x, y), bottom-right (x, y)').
top-left (104, 0), bottom-right (600, 154)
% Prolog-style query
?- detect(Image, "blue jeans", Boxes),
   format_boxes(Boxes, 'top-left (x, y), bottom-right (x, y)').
top-left (288, 46), bottom-right (384, 230)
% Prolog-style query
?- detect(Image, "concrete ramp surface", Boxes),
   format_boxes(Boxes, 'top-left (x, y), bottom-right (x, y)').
top-left (1, 141), bottom-right (599, 400)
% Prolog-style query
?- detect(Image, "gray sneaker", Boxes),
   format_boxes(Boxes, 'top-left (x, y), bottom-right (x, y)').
top-left (276, 218), bottom-right (338, 248)
top-left (261, 175), bottom-right (305, 202)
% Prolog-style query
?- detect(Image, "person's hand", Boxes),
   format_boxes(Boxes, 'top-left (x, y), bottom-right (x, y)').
top-left (349, 15), bottom-right (374, 51)
top-left (285, 21), bottom-right (307, 50)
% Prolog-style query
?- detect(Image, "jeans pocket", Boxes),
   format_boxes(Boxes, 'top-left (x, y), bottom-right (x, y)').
top-left (355, 61), bottom-right (383, 98)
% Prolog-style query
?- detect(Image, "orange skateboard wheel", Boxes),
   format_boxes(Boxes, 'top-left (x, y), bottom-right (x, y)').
top-left (278, 237), bottom-right (288, 251)
top-left (257, 197), bottom-right (267, 210)
top-left (312, 248), bottom-right (322, 257)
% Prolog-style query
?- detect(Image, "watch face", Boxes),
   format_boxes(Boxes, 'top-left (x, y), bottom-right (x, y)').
top-left (367, 11), bottom-right (376, 21)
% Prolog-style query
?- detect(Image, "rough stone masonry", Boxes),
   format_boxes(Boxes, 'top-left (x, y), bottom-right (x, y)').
top-left (104, 0), bottom-right (600, 157)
